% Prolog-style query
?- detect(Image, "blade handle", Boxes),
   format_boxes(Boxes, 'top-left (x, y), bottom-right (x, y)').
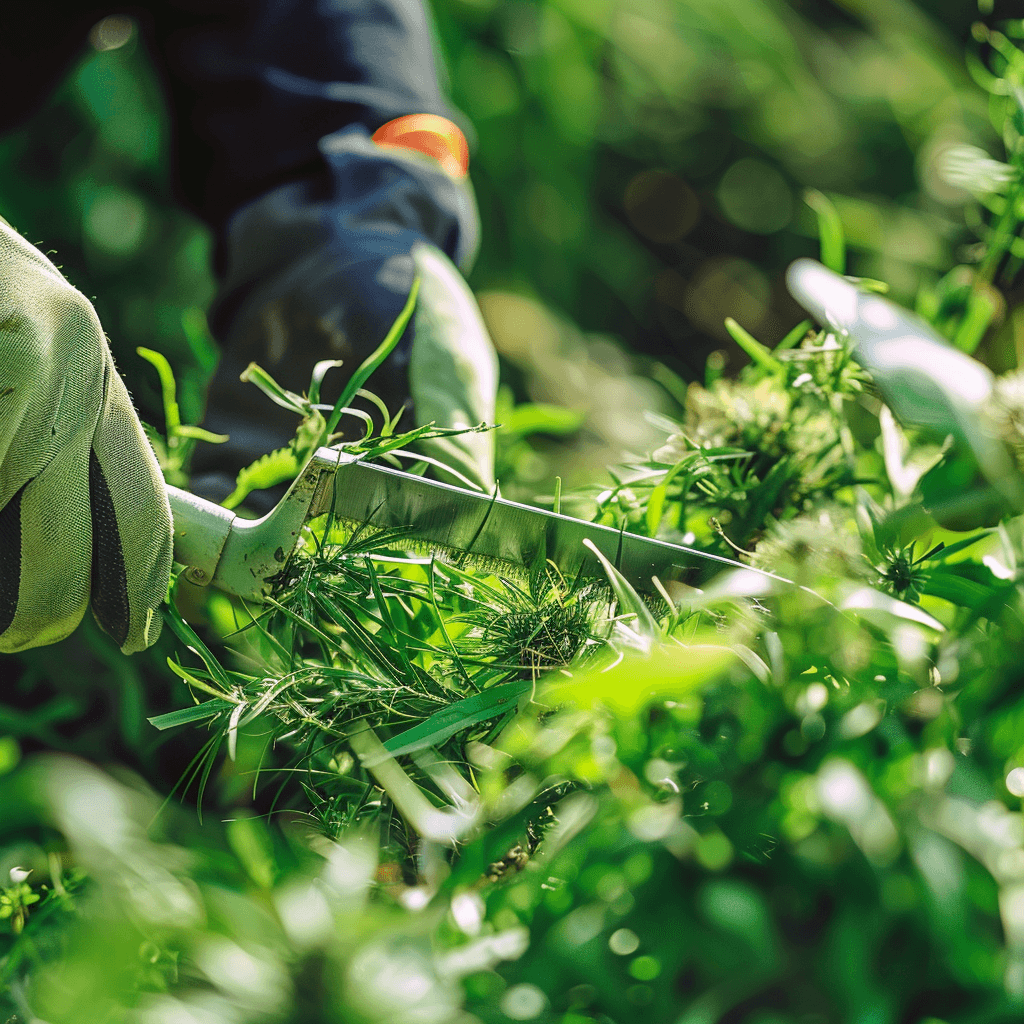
top-left (167, 454), bottom-right (329, 598)
top-left (167, 485), bottom-right (236, 586)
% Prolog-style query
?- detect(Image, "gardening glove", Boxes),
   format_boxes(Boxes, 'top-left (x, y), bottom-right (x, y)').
top-left (191, 120), bottom-right (498, 502)
top-left (0, 218), bottom-right (172, 654)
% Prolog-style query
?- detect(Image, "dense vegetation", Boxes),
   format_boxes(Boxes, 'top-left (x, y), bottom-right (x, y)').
top-left (4, 3), bottom-right (1024, 1022)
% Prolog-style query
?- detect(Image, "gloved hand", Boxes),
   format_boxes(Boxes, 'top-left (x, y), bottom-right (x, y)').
top-left (190, 122), bottom-right (498, 501)
top-left (0, 219), bottom-right (172, 654)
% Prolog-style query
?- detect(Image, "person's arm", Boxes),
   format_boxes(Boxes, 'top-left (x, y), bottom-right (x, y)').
top-left (144, 0), bottom-right (497, 494)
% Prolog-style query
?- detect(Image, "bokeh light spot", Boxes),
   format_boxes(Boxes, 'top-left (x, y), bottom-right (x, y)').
top-left (695, 831), bottom-right (734, 871)
top-left (628, 955), bottom-right (662, 981)
top-left (1007, 768), bottom-right (1024, 797)
top-left (84, 186), bottom-right (148, 257)
top-left (89, 15), bottom-right (134, 52)
top-left (685, 258), bottom-right (770, 341)
top-left (500, 983), bottom-right (548, 1020)
top-left (609, 928), bottom-right (641, 955)
top-left (717, 158), bottom-right (793, 234)
top-left (0, 737), bottom-right (20, 776)
top-left (624, 170), bottom-right (699, 243)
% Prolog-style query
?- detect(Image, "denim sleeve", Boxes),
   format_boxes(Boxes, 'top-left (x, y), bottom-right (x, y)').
top-left (147, 0), bottom-right (478, 265)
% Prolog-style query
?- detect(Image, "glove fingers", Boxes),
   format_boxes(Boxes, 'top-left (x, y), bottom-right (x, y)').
top-left (408, 243), bottom-right (498, 491)
top-left (91, 362), bottom-right (173, 654)
top-left (0, 449), bottom-right (92, 654)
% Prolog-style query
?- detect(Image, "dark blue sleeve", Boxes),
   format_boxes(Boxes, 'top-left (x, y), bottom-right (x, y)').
top-left (149, 2), bottom-right (484, 495)
top-left (149, 0), bottom-right (477, 262)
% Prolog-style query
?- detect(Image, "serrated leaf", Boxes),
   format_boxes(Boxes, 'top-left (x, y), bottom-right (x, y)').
top-left (222, 446), bottom-right (301, 510)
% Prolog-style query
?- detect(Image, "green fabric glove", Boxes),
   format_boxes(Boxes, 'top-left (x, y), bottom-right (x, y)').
top-left (409, 241), bottom-right (498, 492)
top-left (0, 219), bottom-right (172, 654)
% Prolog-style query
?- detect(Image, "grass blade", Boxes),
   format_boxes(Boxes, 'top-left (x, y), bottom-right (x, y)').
top-left (148, 700), bottom-right (233, 731)
top-left (325, 276), bottom-right (421, 436)
top-left (582, 538), bottom-right (660, 640)
top-left (804, 188), bottom-right (846, 274)
top-left (724, 318), bottom-right (783, 376)
top-left (378, 679), bottom-right (534, 763)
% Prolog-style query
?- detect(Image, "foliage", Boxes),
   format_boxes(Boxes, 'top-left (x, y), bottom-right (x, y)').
top-left (7, 4), bottom-right (1024, 1024)
top-left (431, 0), bottom-right (992, 379)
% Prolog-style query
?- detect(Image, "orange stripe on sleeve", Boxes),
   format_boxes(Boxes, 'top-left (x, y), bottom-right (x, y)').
top-left (372, 114), bottom-right (470, 179)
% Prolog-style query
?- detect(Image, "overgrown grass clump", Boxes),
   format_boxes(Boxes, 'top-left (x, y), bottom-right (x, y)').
top-left (7, 14), bottom-right (1024, 1024)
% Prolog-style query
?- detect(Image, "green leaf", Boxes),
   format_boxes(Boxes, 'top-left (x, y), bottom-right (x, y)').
top-left (161, 602), bottom-right (234, 692)
top-left (181, 306), bottom-right (220, 374)
top-left (309, 359), bottom-right (345, 406)
top-left (919, 571), bottom-right (998, 607)
top-left (226, 700), bottom-right (248, 762)
top-left (646, 463), bottom-right (684, 537)
top-left (499, 403), bottom-right (584, 439)
top-left (148, 699), bottom-right (233, 731)
top-left (239, 362), bottom-right (311, 415)
top-left (804, 189), bottom-right (846, 274)
top-left (325, 276), bottom-right (420, 437)
top-left (164, 659), bottom-right (234, 702)
top-left (953, 284), bottom-right (1001, 354)
top-left (137, 347), bottom-right (181, 435)
top-left (175, 424), bottom-right (228, 444)
top-left (724, 318), bottom-right (783, 376)
top-left (924, 532), bottom-right (990, 561)
top-left (919, 452), bottom-right (1013, 532)
top-left (376, 679), bottom-right (534, 763)
top-left (776, 318), bottom-right (812, 352)
top-left (222, 409), bottom-right (325, 509)
top-left (541, 637), bottom-right (737, 714)
top-left (840, 586), bottom-right (945, 632)
top-left (222, 446), bottom-right (302, 510)
top-left (582, 538), bottom-right (660, 641)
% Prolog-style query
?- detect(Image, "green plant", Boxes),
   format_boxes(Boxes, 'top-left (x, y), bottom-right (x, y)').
top-left (11, 7), bottom-right (1024, 1024)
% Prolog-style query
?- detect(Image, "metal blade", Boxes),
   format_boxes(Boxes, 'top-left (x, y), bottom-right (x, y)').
top-left (306, 449), bottom-right (737, 589)
top-left (169, 447), bottom-right (746, 600)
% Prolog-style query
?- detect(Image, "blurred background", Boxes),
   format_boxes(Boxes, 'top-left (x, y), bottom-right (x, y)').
top-left (0, 0), bottom-right (1009, 487)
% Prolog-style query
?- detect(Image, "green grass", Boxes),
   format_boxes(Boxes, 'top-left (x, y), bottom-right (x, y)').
top-left (7, 8), bottom-right (1024, 1024)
